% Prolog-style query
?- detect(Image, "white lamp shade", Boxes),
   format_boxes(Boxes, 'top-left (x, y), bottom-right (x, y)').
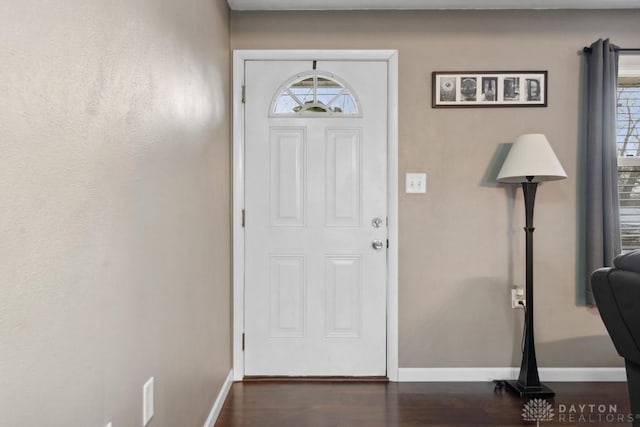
top-left (497, 134), bottom-right (567, 183)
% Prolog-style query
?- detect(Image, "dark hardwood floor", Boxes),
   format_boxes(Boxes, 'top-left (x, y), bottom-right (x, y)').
top-left (216, 381), bottom-right (634, 426)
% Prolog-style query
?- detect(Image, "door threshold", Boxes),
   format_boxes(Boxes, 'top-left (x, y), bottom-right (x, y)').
top-left (243, 376), bottom-right (389, 383)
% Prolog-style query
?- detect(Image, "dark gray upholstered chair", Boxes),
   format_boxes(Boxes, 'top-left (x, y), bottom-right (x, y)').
top-left (592, 250), bottom-right (640, 426)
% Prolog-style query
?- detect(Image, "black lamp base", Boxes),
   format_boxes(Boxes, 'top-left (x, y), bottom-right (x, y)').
top-left (495, 380), bottom-right (555, 398)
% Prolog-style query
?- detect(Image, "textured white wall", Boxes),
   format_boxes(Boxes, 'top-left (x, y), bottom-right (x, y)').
top-left (0, 0), bottom-right (230, 425)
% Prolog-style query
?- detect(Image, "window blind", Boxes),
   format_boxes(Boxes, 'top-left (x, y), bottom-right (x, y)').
top-left (617, 84), bottom-right (640, 251)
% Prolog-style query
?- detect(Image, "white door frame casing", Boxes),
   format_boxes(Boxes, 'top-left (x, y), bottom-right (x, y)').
top-left (232, 50), bottom-right (399, 381)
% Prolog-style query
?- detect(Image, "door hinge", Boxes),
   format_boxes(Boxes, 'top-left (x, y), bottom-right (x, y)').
top-left (241, 85), bottom-right (246, 104)
top-left (242, 333), bottom-right (245, 351)
top-left (242, 209), bottom-right (246, 227)
top-left (387, 239), bottom-right (389, 248)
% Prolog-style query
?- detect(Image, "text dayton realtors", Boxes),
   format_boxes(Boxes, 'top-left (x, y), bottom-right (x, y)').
top-left (557, 403), bottom-right (636, 423)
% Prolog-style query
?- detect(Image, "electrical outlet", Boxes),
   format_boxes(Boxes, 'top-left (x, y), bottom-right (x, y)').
top-left (143, 377), bottom-right (154, 426)
top-left (511, 287), bottom-right (525, 308)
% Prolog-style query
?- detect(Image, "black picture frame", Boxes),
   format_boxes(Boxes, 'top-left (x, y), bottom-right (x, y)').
top-left (432, 71), bottom-right (548, 108)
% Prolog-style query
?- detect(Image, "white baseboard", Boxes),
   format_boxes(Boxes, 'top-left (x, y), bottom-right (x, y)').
top-left (538, 368), bottom-right (626, 382)
top-left (204, 369), bottom-right (234, 427)
top-left (398, 367), bottom-right (626, 382)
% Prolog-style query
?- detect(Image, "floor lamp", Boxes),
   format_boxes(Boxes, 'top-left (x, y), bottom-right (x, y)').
top-left (495, 134), bottom-right (567, 398)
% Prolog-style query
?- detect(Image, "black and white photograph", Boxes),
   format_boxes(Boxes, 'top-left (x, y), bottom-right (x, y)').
top-left (503, 77), bottom-right (520, 101)
top-left (439, 76), bottom-right (456, 102)
top-left (526, 78), bottom-right (542, 101)
top-left (481, 77), bottom-right (498, 101)
top-left (460, 77), bottom-right (477, 101)
top-left (432, 71), bottom-right (547, 108)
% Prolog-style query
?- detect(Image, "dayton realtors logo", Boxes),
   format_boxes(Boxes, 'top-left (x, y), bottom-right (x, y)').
top-left (522, 399), bottom-right (555, 426)
top-left (522, 399), bottom-right (637, 424)
top-left (556, 403), bottom-right (635, 424)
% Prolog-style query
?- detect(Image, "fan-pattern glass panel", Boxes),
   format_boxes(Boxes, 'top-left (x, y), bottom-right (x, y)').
top-left (272, 72), bottom-right (359, 116)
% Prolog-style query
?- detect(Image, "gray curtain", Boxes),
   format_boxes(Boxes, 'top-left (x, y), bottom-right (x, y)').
top-left (584, 38), bottom-right (621, 306)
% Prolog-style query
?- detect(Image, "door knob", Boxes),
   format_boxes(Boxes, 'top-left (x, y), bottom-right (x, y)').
top-left (372, 240), bottom-right (384, 250)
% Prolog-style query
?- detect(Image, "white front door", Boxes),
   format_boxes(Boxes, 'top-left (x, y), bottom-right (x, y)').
top-left (244, 59), bottom-right (388, 376)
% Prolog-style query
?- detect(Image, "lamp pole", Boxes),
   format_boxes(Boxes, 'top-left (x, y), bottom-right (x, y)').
top-left (498, 177), bottom-right (554, 398)
top-left (495, 134), bottom-right (566, 398)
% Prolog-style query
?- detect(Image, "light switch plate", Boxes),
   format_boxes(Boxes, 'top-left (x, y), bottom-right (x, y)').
top-left (406, 173), bottom-right (427, 194)
top-left (143, 377), bottom-right (154, 426)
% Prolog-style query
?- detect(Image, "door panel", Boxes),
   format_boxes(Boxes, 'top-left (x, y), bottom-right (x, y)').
top-left (244, 60), bottom-right (387, 376)
top-left (325, 128), bottom-right (362, 227)
top-left (269, 255), bottom-right (305, 338)
top-left (270, 128), bottom-right (306, 227)
top-left (325, 255), bottom-right (362, 338)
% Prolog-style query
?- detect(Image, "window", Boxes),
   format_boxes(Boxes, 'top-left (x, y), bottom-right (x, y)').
top-left (271, 71), bottom-right (360, 117)
top-left (617, 59), bottom-right (640, 251)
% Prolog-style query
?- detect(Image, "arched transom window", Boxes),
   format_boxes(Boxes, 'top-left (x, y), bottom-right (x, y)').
top-left (271, 71), bottom-right (360, 117)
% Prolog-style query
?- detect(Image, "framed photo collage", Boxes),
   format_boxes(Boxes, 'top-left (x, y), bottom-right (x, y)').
top-left (432, 71), bottom-right (547, 108)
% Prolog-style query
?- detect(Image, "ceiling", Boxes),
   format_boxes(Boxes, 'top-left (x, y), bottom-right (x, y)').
top-left (228, 0), bottom-right (640, 10)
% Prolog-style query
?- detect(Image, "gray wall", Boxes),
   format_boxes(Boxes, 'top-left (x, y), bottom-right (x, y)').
top-left (231, 9), bottom-right (640, 368)
top-left (0, 0), bottom-right (231, 425)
